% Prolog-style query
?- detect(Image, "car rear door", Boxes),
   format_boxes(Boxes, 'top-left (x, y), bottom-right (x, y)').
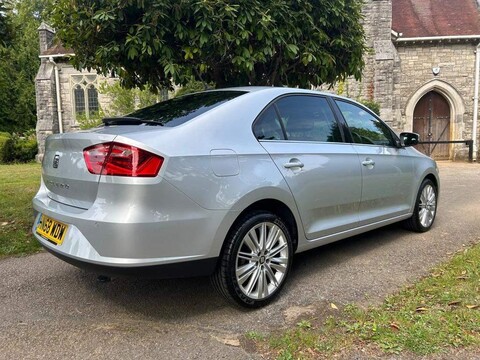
top-left (333, 100), bottom-right (415, 226)
top-left (254, 95), bottom-right (362, 240)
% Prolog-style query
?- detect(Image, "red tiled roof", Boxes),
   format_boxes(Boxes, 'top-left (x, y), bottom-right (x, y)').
top-left (392, 0), bottom-right (480, 37)
top-left (40, 43), bottom-right (74, 56)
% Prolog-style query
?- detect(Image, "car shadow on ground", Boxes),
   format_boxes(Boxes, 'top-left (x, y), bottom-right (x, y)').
top-left (72, 223), bottom-right (409, 322)
top-left (291, 223), bottom-right (406, 280)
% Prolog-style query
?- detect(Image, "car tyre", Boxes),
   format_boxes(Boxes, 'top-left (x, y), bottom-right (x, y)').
top-left (212, 211), bottom-right (293, 308)
top-left (403, 178), bottom-right (437, 233)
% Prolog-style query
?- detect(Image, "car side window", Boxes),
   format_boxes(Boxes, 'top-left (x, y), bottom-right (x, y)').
top-left (253, 106), bottom-right (285, 140)
top-left (335, 100), bottom-right (395, 146)
top-left (275, 95), bottom-right (342, 143)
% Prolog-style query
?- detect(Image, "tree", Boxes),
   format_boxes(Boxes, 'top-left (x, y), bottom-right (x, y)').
top-left (0, 0), bottom-right (52, 133)
top-left (0, 1), bottom-right (13, 47)
top-left (52, 0), bottom-right (366, 91)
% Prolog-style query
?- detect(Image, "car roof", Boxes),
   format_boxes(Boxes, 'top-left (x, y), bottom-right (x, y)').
top-left (213, 86), bottom-right (350, 101)
top-left (214, 86), bottom-right (367, 107)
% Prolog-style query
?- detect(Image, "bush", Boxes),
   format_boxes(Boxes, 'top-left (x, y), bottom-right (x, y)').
top-left (359, 99), bottom-right (381, 116)
top-left (14, 135), bottom-right (37, 162)
top-left (0, 130), bottom-right (37, 163)
top-left (0, 132), bottom-right (13, 163)
top-left (175, 79), bottom-right (214, 97)
top-left (76, 110), bottom-right (105, 130)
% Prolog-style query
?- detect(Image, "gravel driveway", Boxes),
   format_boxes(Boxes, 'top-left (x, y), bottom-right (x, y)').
top-left (1, 162), bottom-right (479, 359)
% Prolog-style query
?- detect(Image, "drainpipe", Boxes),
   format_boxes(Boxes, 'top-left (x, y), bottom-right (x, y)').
top-left (473, 44), bottom-right (480, 161)
top-left (48, 56), bottom-right (63, 133)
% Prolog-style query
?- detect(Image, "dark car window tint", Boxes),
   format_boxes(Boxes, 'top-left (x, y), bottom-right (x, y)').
top-left (253, 106), bottom-right (285, 140)
top-left (275, 96), bottom-right (342, 142)
top-left (126, 91), bottom-right (247, 127)
top-left (336, 100), bottom-right (395, 146)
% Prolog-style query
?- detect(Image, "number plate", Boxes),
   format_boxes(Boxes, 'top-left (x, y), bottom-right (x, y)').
top-left (36, 214), bottom-right (68, 245)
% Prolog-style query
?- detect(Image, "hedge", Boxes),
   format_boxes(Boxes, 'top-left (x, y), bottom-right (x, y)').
top-left (0, 131), bottom-right (37, 163)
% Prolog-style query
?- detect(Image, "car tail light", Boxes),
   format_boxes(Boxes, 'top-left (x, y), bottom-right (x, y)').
top-left (83, 142), bottom-right (163, 177)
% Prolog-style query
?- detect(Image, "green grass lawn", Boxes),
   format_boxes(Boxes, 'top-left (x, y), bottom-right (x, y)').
top-left (0, 162), bottom-right (42, 257)
top-left (249, 243), bottom-right (480, 359)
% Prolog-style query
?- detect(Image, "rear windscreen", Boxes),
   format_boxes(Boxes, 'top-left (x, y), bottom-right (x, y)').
top-left (127, 90), bottom-right (247, 127)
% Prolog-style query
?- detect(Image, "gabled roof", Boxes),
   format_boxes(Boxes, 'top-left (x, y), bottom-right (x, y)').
top-left (40, 43), bottom-right (73, 57)
top-left (392, 0), bottom-right (480, 38)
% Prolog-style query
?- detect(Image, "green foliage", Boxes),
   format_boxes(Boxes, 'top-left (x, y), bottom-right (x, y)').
top-left (75, 111), bottom-right (104, 130)
top-left (359, 99), bottom-right (381, 116)
top-left (13, 135), bottom-right (37, 162)
top-left (0, 0), bottom-right (13, 47)
top-left (175, 79), bottom-right (214, 97)
top-left (98, 81), bottom-right (159, 117)
top-left (245, 331), bottom-right (264, 341)
top-left (0, 135), bottom-right (14, 163)
top-left (52, 0), bottom-right (366, 90)
top-left (99, 82), bottom-right (135, 116)
top-left (296, 320), bottom-right (312, 330)
top-left (0, 0), bottom-right (53, 133)
top-left (0, 131), bottom-right (12, 163)
top-left (0, 130), bottom-right (37, 163)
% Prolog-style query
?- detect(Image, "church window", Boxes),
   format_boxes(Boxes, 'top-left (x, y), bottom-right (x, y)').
top-left (71, 75), bottom-right (99, 119)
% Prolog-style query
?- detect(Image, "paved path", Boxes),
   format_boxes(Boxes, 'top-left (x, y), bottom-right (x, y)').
top-left (1, 162), bottom-right (479, 359)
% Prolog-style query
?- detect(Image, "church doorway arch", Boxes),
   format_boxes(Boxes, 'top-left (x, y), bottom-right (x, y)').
top-left (405, 80), bottom-right (465, 160)
top-left (413, 91), bottom-right (450, 159)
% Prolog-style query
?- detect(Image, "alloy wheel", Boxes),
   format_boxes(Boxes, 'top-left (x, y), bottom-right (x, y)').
top-left (235, 222), bottom-right (289, 300)
top-left (418, 184), bottom-right (436, 228)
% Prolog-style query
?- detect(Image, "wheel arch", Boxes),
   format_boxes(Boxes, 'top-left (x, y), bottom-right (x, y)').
top-left (233, 199), bottom-right (299, 252)
top-left (409, 168), bottom-right (440, 214)
top-left (213, 197), bottom-right (301, 267)
top-left (423, 173), bottom-right (439, 191)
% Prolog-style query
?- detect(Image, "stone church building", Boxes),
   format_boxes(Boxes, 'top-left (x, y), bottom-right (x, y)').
top-left (35, 23), bottom-right (111, 160)
top-left (36, 0), bottom-right (480, 161)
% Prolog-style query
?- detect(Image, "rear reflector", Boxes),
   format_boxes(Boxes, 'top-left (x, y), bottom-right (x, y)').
top-left (83, 142), bottom-right (163, 177)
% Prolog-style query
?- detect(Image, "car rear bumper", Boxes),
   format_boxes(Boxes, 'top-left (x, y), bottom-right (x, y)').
top-left (32, 177), bottom-right (231, 276)
top-left (40, 242), bottom-right (218, 279)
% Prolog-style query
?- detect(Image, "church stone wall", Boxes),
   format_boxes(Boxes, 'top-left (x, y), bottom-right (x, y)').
top-left (35, 62), bottom-right (57, 161)
top-left (393, 42), bottom-right (477, 159)
top-left (56, 64), bottom-right (114, 133)
top-left (321, 0), bottom-right (398, 127)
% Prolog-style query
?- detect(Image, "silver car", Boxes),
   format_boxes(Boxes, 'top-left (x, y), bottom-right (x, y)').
top-left (32, 87), bottom-right (439, 307)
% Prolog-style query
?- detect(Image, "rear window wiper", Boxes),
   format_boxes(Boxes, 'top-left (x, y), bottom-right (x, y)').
top-left (102, 117), bottom-right (164, 126)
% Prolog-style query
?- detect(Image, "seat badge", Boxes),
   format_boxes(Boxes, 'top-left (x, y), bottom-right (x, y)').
top-left (53, 154), bottom-right (60, 169)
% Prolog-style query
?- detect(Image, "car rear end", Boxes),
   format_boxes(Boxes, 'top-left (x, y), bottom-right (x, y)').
top-left (32, 128), bottom-right (228, 277)
top-left (32, 88), bottom-right (283, 278)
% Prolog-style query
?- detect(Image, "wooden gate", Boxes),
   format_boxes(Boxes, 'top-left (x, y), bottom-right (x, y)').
top-left (413, 91), bottom-right (451, 159)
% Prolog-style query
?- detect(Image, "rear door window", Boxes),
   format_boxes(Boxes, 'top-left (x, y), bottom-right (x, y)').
top-left (274, 95), bottom-right (343, 143)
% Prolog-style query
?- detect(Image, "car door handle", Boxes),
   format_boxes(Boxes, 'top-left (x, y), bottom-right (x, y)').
top-left (362, 159), bottom-right (375, 167)
top-left (283, 159), bottom-right (304, 169)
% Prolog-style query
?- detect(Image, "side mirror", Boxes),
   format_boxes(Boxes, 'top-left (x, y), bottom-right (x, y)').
top-left (400, 132), bottom-right (420, 147)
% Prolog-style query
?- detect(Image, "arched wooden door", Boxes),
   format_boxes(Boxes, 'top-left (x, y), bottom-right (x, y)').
top-left (413, 91), bottom-right (450, 159)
